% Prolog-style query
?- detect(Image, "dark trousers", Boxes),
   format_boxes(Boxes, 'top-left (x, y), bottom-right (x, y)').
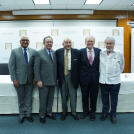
top-left (80, 79), bottom-right (99, 115)
top-left (100, 83), bottom-right (120, 117)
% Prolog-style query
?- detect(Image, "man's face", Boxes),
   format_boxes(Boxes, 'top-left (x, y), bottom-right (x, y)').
top-left (85, 37), bottom-right (95, 50)
top-left (43, 38), bottom-right (53, 50)
top-left (62, 38), bottom-right (72, 51)
top-left (106, 39), bottom-right (115, 52)
top-left (20, 37), bottom-right (30, 48)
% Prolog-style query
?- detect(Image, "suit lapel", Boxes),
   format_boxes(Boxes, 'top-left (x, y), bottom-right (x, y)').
top-left (18, 47), bottom-right (27, 65)
top-left (44, 48), bottom-right (53, 63)
top-left (92, 47), bottom-right (97, 66)
top-left (28, 48), bottom-right (32, 65)
top-left (60, 48), bottom-right (64, 67)
top-left (84, 48), bottom-right (90, 67)
top-left (52, 50), bottom-right (56, 64)
top-left (71, 48), bottom-right (75, 69)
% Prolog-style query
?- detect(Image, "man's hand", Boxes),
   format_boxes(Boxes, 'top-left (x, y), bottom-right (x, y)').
top-left (37, 81), bottom-right (43, 88)
top-left (13, 81), bottom-right (19, 88)
top-left (57, 80), bottom-right (59, 85)
top-left (33, 79), bottom-right (36, 86)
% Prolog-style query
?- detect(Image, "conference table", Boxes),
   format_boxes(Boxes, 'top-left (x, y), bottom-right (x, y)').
top-left (0, 74), bottom-right (134, 114)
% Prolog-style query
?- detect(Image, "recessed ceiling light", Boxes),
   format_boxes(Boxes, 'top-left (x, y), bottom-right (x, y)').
top-left (33, 0), bottom-right (50, 5)
top-left (85, 0), bottom-right (103, 5)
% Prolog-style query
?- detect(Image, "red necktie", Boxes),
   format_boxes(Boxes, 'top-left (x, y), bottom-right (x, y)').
top-left (89, 50), bottom-right (92, 65)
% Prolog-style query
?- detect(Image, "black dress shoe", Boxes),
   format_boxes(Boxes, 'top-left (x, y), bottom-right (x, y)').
top-left (90, 114), bottom-right (96, 121)
top-left (40, 117), bottom-right (46, 124)
top-left (80, 113), bottom-right (89, 119)
top-left (71, 114), bottom-right (79, 120)
top-left (100, 114), bottom-right (108, 121)
top-left (19, 117), bottom-right (25, 124)
top-left (27, 116), bottom-right (33, 122)
top-left (60, 114), bottom-right (66, 121)
top-left (46, 114), bottom-right (57, 120)
top-left (111, 116), bottom-right (117, 124)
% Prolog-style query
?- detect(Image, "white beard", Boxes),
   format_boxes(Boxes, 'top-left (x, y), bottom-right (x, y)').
top-left (106, 47), bottom-right (113, 52)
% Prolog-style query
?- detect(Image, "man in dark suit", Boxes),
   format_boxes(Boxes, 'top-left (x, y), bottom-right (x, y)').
top-left (8, 36), bottom-right (38, 123)
top-left (34, 36), bottom-right (57, 124)
top-left (56, 38), bottom-right (79, 121)
top-left (79, 36), bottom-right (101, 121)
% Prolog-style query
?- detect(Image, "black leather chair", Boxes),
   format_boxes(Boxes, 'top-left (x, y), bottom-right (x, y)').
top-left (0, 63), bottom-right (9, 75)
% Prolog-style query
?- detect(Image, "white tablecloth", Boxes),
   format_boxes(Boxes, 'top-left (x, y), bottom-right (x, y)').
top-left (0, 74), bottom-right (134, 114)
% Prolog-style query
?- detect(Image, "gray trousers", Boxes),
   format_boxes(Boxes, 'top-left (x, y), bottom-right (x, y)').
top-left (15, 82), bottom-right (33, 118)
top-left (39, 85), bottom-right (55, 118)
top-left (60, 71), bottom-right (77, 115)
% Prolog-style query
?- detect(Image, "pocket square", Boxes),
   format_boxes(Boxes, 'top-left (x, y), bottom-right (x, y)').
top-left (74, 59), bottom-right (77, 61)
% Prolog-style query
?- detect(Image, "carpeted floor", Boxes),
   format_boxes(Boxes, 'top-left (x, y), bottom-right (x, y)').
top-left (0, 113), bottom-right (133, 134)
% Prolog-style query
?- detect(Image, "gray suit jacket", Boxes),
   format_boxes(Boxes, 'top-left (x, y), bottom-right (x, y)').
top-left (34, 48), bottom-right (57, 86)
top-left (8, 47), bottom-right (38, 84)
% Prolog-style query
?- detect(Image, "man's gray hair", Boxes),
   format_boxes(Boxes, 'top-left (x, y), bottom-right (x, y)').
top-left (63, 37), bottom-right (72, 43)
top-left (43, 36), bottom-right (53, 43)
top-left (104, 37), bottom-right (115, 44)
top-left (21, 36), bottom-right (29, 40)
top-left (85, 36), bottom-right (95, 42)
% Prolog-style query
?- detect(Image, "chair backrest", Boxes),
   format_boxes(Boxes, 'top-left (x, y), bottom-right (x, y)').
top-left (0, 63), bottom-right (9, 75)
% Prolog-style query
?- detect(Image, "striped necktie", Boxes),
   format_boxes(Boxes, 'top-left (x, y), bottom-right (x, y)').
top-left (89, 50), bottom-right (92, 65)
top-left (64, 50), bottom-right (68, 76)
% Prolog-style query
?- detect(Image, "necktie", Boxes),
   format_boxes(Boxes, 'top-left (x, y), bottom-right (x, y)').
top-left (64, 50), bottom-right (68, 76)
top-left (89, 50), bottom-right (92, 65)
top-left (24, 48), bottom-right (28, 65)
top-left (49, 50), bottom-right (53, 63)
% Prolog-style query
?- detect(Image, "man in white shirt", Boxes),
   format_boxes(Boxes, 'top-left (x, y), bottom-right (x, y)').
top-left (99, 37), bottom-right (124, 124)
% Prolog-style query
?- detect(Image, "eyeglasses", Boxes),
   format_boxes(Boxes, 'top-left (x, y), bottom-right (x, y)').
top-left (21, 40), bottom-right (29, 42)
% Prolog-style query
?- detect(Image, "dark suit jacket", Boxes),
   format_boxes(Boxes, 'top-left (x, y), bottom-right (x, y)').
top-left (79, 47), bottom-right (101, 86)
top-left (56, 48), bottom-right (80, 89)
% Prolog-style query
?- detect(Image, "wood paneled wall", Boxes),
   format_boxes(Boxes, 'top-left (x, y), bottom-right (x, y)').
top-left (0, 10), bottom-right (133, 73)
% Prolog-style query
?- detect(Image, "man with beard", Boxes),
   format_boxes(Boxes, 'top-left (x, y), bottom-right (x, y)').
top-left (80, 36), bottom-right (101, 121)
top-left (99, 37), bottom-right (124, 124)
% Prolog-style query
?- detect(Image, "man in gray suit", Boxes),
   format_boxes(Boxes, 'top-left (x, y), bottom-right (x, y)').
top-left (34, 36), bottom-right (57, 124)
top-left (8, 36), bottom-right (38, 123)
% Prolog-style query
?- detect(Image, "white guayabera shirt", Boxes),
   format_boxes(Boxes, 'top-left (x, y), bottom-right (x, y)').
top-left (99, 49), bottom-right (124, 84)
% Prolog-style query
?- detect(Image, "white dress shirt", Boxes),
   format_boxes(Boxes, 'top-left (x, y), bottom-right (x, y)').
top-left (99, 49), bottom-right (124, 84)
top-left (64, 49), bottom-right (71, 70)
top-left (21, 47), bottom-right (30, 62)
top-left (87, 48), bottom-right (95, 62)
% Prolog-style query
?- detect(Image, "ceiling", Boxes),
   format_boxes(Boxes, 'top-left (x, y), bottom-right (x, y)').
top-left (0, 0), bottom-right (134, 11)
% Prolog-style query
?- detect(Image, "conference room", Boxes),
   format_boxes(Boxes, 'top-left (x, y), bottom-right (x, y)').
top-left (0, 0), bottom-right (134, 134)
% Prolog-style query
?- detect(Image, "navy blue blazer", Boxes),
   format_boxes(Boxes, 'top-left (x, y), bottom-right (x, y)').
top-left (56, 48), bottom-right (80, 89)
top-left (79, 47), bottom-right (101, 85)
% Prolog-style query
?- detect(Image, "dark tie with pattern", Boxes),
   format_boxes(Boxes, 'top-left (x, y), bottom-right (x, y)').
top-left (49, 50), bottom-right (53, 63)
top-left (24, 48), bottom-right (28, 65)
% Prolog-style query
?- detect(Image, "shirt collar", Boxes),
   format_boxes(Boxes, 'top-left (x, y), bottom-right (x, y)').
top-left (44, 47), bottom-right (52, 52)
top-left (64, 48), bottom-right (71, 53)
top-left (87, 47), bottom-right (94, 52)
top-left (21, 46), bottom-right (29, 50)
